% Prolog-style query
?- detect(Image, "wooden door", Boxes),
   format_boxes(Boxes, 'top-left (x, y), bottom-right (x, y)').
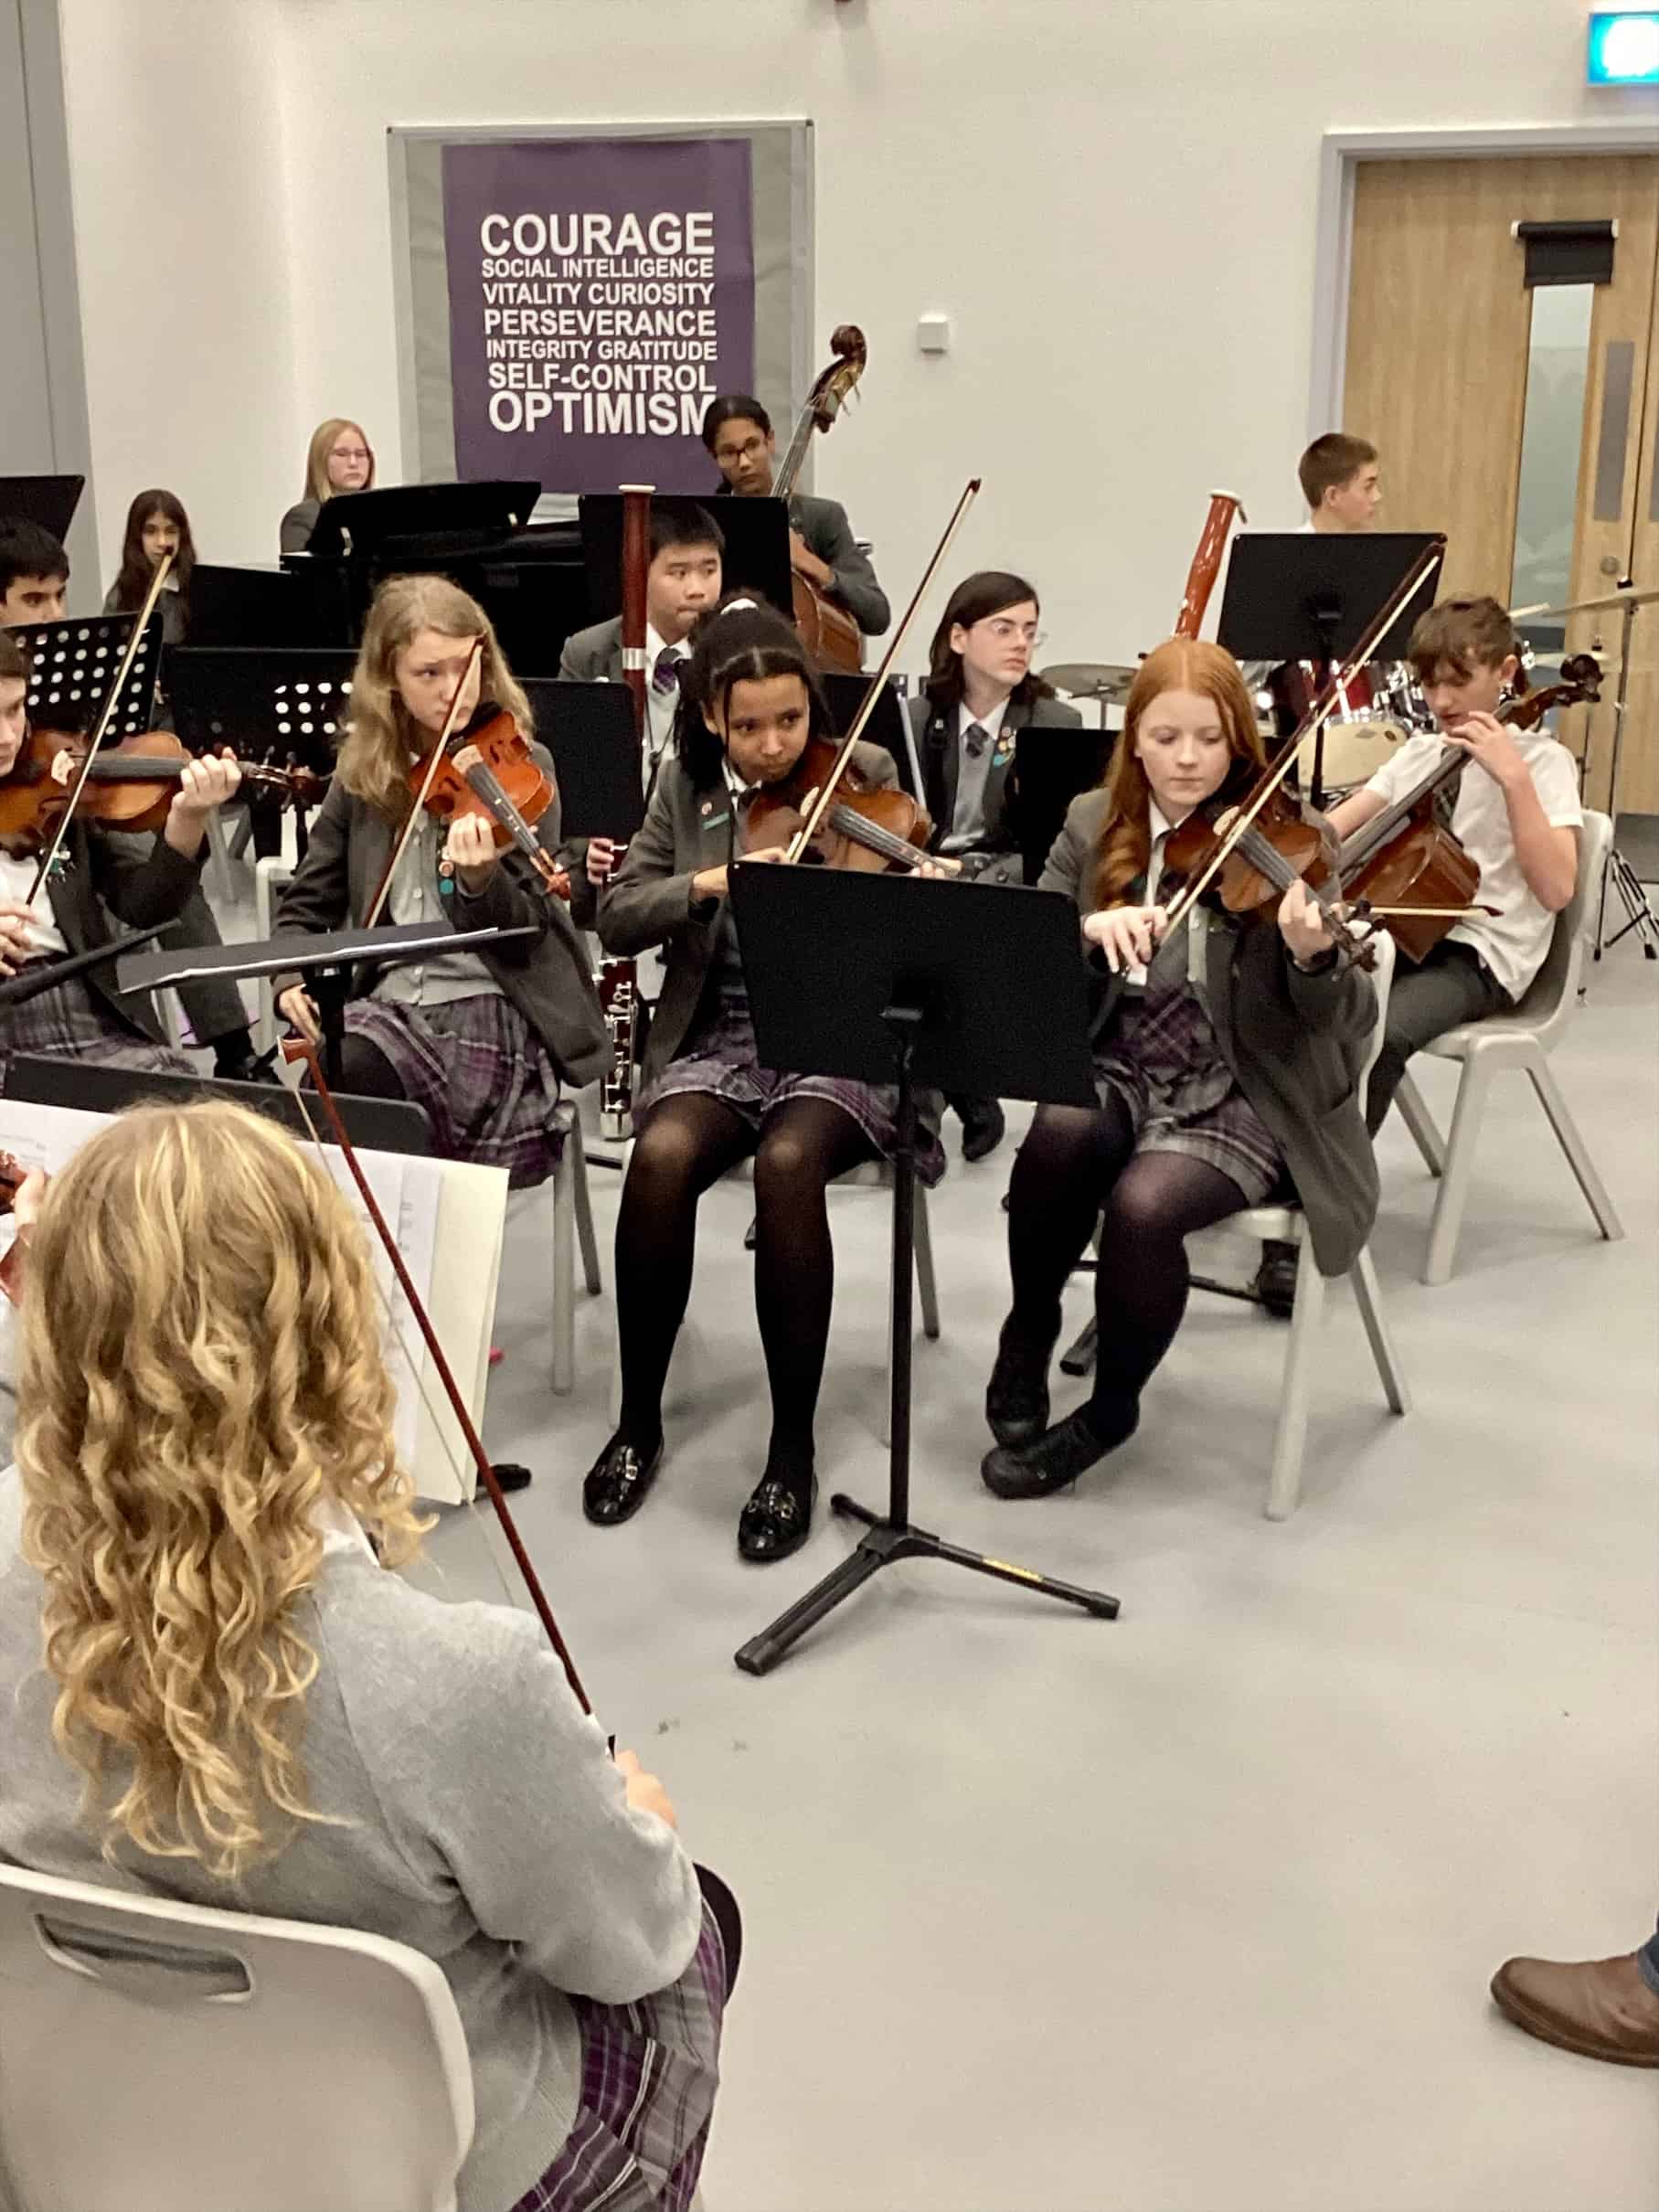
top-left (1344, 153), bottom-right (1659, 812)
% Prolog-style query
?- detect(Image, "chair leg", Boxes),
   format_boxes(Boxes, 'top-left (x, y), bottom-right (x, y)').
top-left (914, 1187), bottom-right (941, 1341)
top-left (1420, 1057), bottom-right (1496, 1287)
top-left (570, 1126), bottom-right (602, 1293)
top-left (1266, 1237), bottom-right (1324, 1521)
top-left (1392, 1070), bottom-right (1446, 1177)
top-left (552, 1161), bottom-right (576, 1396)
top-left (1349, 1247), bottom-right (1409, 1415)
top-left (1527, 1059), bottom-right (1624, 1244)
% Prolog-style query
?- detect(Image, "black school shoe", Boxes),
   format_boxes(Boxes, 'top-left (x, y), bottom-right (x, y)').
top-left (1252, 1239), bottom-right (1300, 1320)
top-left (957, 1097), bottom-right (1006, 1164)
top-left (984, 1316), bottom-right (1053, 1448)
top-left (980, 1399), bottom-right (1139, 1499)
top-left (582, 1430), bottom-right (663, 1526)
top-left (738, 1469), bottom-right (818, 1563)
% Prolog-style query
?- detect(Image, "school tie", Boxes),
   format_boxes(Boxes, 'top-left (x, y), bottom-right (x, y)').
top-left (963, 721), bottom-right (990, 758)
top-left (653, 646), bottom-right (683, 696)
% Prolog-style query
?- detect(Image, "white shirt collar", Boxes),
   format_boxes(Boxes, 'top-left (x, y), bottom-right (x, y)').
top-left (645, 621), bottom-right (690, 668)
top-left (1148, 800), bottom-right (1175, 845)
top-left (959, 696), bottom-right (1010, 745)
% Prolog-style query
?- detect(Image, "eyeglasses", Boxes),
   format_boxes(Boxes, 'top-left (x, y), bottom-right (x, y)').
top-left (332, 447), bottom-right (370, 463)
top-left (715, 438), bottom-right (769, 466)
top-left (980, 619), bottom-right (1044, 646)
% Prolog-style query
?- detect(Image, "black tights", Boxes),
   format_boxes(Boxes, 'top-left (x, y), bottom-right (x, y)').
top-left (1005, 1097), bottom-right (1246, 1410)
top-left (615, 1092), bottom-right (873, 1474)
top-left (332, 1032), bottom-right (407, 1100)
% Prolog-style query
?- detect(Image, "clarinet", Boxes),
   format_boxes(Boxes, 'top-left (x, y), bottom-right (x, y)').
top-left (597, 953), bottom-right (638, 1140)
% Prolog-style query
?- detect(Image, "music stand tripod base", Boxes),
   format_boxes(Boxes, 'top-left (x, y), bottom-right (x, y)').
top-left (725, 867), bottom-right (1123, 1679)
top-left (734, 1015), bottom-right (1121, 1679)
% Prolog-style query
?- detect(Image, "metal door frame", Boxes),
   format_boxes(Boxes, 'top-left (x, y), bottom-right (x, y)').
top-left (1311, 122), bottom-right (1659, 439)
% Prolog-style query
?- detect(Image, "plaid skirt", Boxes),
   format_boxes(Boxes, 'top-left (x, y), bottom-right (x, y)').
top-left (635, 990), bottom-right (946, 1188)
top-left (508, 1900), bottom-right (727, 2212)
top-left (1095, 984), bottom-right (1281, 1205)
top-left (0, 965), bottom-right (192, 1090)
top-left (347, 992), bottom-right (565, 1188)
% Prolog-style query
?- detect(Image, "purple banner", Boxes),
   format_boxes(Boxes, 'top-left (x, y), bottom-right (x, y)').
top-left (441, 136), bottom-right (754, 495)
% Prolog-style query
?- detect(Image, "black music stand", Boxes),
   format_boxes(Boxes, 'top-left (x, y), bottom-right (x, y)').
top-left (121, 921), bottom-right (535, 1092)
top-left (6, 1053), bottom-right (432, 1157)
top-left (0, 475), bottom-right (84, 539)
top-left (14, 611), bottom-right (163, 738)
top-left (728, 868), bottom-right (1120, 1677)
top-left (1217, 532), bottom-right (1443, 805)
top-left (168, 648), bottom-right (355, 777)
top-left (578, 493), bottom-right (793, 624)
top-left (303, 482), bottom-right (541, 560)
top-left (520, 679), bottom-right (646, 841)
top-left (820, 673), bottom-right (918, 797)
top-left (188, 564), bottom-right (345, 649)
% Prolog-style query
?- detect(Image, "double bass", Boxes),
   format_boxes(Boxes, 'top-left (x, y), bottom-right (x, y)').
top-left (771, 325), bottom-right (868, 673)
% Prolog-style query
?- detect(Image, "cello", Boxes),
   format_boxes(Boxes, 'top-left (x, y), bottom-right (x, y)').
top-left (771, 325), bottom-right (868, 673)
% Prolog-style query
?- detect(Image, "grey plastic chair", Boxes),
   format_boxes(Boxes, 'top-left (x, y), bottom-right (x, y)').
top-left (1193, 930), bottom-right (1408, 1519)
top-left (1390, 811), bottom-right (1623, 1286)
top-left (0, 1862), bottom-right (473, 2212)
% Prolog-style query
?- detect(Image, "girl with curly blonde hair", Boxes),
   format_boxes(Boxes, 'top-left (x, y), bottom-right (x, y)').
top-left (0, 1101), bottom-right (729, 2212)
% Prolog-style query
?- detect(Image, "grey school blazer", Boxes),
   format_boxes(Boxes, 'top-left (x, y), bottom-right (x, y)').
top-left (26, 823), bottom-right (208, 1046)
top-left (593, 740), bottom-right (898, 1079)
top-left (272, 756), bottom-right (610, 1089)
top-left (557, 617), bottom-right (623, 683)
top-left (1042, 789), bottom-right (1378, 1277)
top-left (908, 690), bottom-right (1084, 864)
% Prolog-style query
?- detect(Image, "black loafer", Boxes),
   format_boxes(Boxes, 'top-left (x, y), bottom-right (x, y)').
top-left (959, 1099), bottom-right (1006, 1164)
top-left (582, 1431), bottom-right (663, 1526)
top-left (738, 1473), bottom-right (817, 1563)
top-left (1253, 1239), bottom-right (1300, 1320)
top-left (985, 1317), bottom-right (1053, 1448)
top-left (981, 1401), bottom-right (1138, 1500)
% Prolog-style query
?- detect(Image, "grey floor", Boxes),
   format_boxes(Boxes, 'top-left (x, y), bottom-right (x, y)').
top-left (218, 859), bottom-right (1657, 2212)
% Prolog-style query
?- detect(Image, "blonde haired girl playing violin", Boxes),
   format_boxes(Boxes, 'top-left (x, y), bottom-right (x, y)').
top-left (272, 575), bottom-right (609, 1184)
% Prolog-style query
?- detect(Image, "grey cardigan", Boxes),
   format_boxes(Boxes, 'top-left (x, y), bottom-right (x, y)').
top-left (594, 739), bottom-right (898, 1079)
top-left (272, 760), bottom-right (610, 1090)
top-left (0, 1475), bottom-right (702, 2212)
top-left (1042, 790), bottom-right (1378, 1276)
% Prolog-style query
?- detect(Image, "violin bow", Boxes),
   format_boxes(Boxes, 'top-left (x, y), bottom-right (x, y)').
top-left (782, 477), bottom-right (982, 864)
top-left (1160, 534), bottom-right (1445, 935)
top-left (25, 551), bottom-right (175, 904)
top-left (282, 1037), bottom-right (595, 1716)
top-left (362, 635), bottom-right (486, 930)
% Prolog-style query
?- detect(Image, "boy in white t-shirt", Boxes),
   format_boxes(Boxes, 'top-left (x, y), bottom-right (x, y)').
top-left (1256, 595), bottom-right (1582, 1312)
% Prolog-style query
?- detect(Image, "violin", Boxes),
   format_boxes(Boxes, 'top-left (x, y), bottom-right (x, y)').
top-left (743, 733), bottom-right (938, 873)
top-left (1162, 771), bottom-right (1378, 971)
top-left (771, 325), bottom-right (868, 674)
top-left (0, 1151), bottom-right (33, 1308)
top-left (403, 705), bottom-right (571, 903)
top-left (0, 726), bottom-right (324, 851)
top-left (1337, 654), bottom-right (1601, 963)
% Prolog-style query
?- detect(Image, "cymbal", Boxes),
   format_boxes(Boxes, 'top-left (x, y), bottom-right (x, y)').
top-left (1040, 661), bottom-right (1138, 704)
top-left (1511, 584), bottom-right (1659, 622)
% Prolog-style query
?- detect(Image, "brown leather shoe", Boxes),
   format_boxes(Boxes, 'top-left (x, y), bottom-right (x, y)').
top-left (1491, 1949), bottom-right (1659, 2067)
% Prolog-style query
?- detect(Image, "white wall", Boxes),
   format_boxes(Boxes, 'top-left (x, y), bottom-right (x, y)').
top-left (54, 0), bottom-right (1659, 662)
top-left (55, 0), bottom-right (303, 598)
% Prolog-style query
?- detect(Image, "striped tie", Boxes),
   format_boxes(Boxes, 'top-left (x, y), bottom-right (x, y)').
top-left (653, 646), bottom-right (682, 696)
